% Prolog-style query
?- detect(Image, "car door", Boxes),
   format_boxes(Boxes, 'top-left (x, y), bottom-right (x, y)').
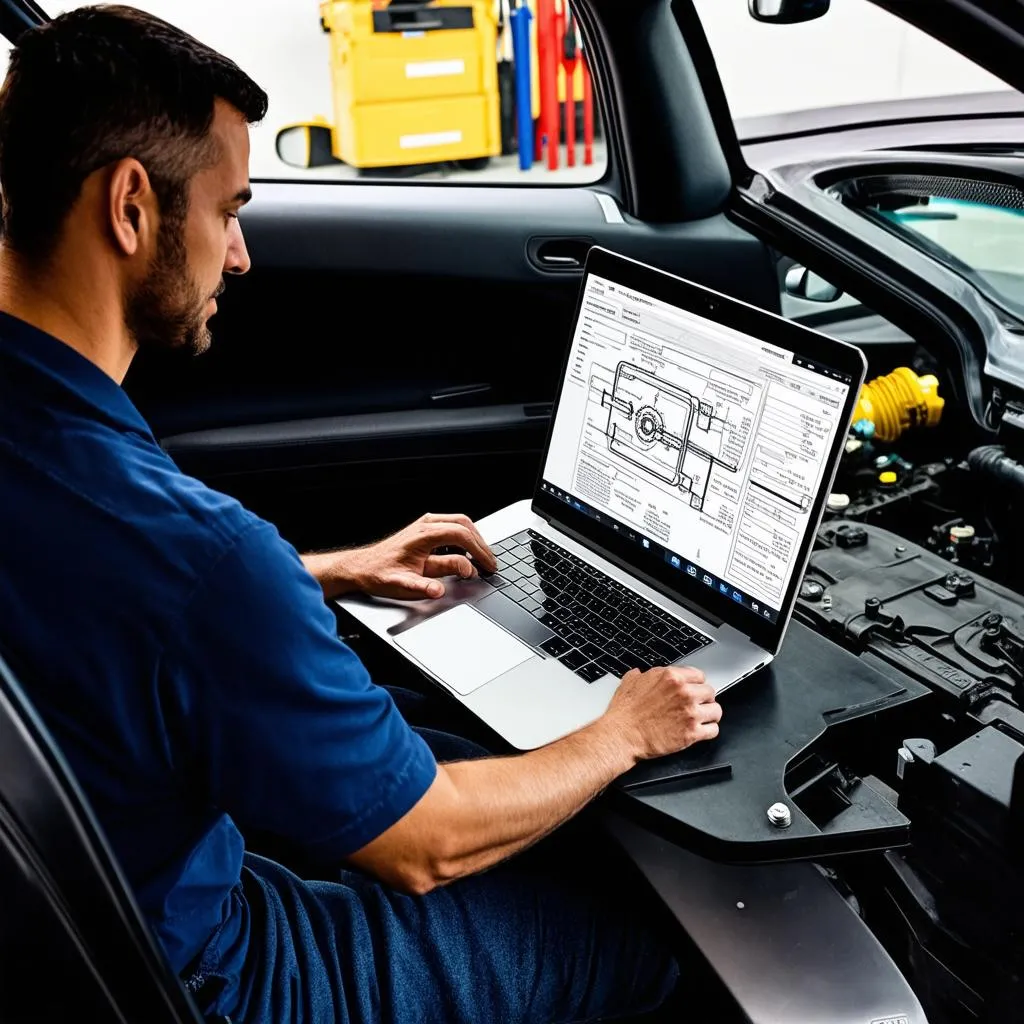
top-left (0, 0), bottom-right (783, 556)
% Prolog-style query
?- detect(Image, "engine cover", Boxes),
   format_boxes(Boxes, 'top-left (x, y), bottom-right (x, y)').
top-left (795, 522), bottom-right (1024, 736)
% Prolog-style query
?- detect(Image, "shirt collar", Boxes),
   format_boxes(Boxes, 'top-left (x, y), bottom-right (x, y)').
top-left (0, 310), bottom-right (155, 439)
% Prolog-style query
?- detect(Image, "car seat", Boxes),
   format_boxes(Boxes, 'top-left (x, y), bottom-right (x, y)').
top-left (0, 650), bottom-right (214, 1024)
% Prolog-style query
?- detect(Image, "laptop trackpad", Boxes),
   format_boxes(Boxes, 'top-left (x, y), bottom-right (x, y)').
top-left (394, 604), bottom-right (535, 696)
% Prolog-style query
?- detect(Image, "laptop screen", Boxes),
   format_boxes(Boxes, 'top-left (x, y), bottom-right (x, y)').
top-left (536, 250), bottom-right (861, 644)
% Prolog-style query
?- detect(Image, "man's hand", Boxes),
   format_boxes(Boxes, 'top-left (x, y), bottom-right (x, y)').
top-left (302, 513), bottom-right (498, 601)
top-left (599, 665), bottom-right (721, 762)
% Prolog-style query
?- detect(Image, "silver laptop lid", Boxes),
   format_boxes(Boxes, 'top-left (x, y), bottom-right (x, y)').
top-left (531, 247), bottom-right (867, 656)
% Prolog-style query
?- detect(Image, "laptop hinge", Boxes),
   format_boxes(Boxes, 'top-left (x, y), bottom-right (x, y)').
top-left (538, 510), bottom-right (726, 630)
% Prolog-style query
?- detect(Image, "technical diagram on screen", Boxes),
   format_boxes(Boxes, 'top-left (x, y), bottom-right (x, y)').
top-left (600, 362), bottom-right (738, 512)
top-left (542, 271), bottom-right (852, 614)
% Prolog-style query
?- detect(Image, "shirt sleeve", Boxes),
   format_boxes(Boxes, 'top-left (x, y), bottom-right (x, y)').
top-left (164, 519), bottom-right (437, 860)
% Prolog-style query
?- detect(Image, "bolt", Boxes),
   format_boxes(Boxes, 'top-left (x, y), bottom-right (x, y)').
top-left (767, 802), bottom-right (792, 829)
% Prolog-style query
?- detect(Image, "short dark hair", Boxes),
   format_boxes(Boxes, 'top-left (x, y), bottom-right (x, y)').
top-left (0, 5), bottom-right (268, 263)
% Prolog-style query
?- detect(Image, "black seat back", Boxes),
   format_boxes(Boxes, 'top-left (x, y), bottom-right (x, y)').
top-left (0, 652), bottom-right (204, 1023)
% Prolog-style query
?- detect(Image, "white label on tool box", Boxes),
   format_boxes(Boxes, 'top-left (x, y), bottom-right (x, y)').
top-left (405, 59), bottom-right (465, 79)
top-left (399, 130), bottom-right (462, 149)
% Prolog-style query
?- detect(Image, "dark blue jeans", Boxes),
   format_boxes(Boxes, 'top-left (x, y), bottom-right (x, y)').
top-left (191, 688), bottom-right (680, 1023)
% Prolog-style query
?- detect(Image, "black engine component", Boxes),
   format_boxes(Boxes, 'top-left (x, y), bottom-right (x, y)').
top-left (834, 523), bottom-right (868, 549)
top-left (796, 522), bottom-right (1024, 736)
top-left (822, 434), bottom-right (1024, 587)
top-left (968, 444), bottom-right (1024, 493)
top-left (856, 728), bottom-right (1024, 1023)
top-left (797, 521), bottom-right (1024, 1022)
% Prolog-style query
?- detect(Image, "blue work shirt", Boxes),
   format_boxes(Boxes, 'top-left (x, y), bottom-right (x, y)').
top-left (0, 313), bottom-right (437, 975)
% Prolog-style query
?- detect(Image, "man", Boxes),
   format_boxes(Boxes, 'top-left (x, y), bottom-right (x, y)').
top-left (0, 7), bottom-right (723, 1022)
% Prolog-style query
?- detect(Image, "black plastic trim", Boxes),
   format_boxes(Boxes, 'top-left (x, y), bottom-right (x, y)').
top-left (162, 404), bottom-right (550, 475)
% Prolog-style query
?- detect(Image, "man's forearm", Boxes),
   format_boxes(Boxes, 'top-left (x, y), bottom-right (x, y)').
top-left (426, 716), bottom-right (639, 884)
top-left (349, 667), bottom-right (719, 895)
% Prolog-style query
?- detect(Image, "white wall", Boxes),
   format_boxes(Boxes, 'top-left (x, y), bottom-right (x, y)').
top-left (693, 0), bottom-right (1006, 119)
top-left (3, 1), bottom-right (1014, 177)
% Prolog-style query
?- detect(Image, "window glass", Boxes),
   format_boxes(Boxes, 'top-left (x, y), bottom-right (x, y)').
top-left (36, 1), bottom-right (607, 184)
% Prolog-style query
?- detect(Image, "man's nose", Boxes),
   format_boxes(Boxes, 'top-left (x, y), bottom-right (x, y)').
top-left (225, 218), bottom-right (251, 276)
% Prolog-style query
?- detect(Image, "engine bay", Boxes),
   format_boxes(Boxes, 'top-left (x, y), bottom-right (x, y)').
top-left (792, 348), bottom-right (1024, 1024)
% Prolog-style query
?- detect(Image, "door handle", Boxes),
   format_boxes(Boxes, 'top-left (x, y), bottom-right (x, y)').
top-left (527, 236), bottom-right (595, 273)
top-left (539, 253), bottom-right (582, 267)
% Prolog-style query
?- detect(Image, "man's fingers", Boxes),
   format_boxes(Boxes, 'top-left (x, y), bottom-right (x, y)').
top-left (423, 512), bottom-right (478, 530)
top-left (417, 516), bottom-right (493, 573)
top-left (701, 701), bottom-right (723, 725)
top-left (385, 572), bottom-right (445, 600)
top-left (421, 522), bottom-right (497, 571)
top-left (667, 665), bottom-right (707, 687)
top-left (424, 554), bottom-right (476, 580)
top-left (689, 682), bottom-right (718, 706)
top-left (699, 721), bottom-right (720, 742)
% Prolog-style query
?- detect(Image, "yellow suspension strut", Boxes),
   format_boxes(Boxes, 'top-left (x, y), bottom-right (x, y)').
top-left (853, 368), bottom-right (944, 442)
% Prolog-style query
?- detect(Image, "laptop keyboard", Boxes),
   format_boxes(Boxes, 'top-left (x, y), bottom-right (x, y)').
top-left (482, 529), bottom-right (711, 683)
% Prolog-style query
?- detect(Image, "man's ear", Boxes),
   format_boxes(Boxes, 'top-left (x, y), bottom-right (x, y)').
top-left (107, 157), bottom-right (157, 258)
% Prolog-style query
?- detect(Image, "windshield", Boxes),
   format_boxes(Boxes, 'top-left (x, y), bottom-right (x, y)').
top-left (695, 0), bottom-right (1013, 138)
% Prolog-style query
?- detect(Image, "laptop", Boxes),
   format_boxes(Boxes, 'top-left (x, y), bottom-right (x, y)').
top-left (338, 247), bottom-right (867, 749)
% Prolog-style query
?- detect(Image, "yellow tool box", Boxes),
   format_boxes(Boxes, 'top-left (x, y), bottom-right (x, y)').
top-left (320, 0), bottom-right (502, 168)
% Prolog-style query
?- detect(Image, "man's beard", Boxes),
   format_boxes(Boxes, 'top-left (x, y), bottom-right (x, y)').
top-left (124, 214), bottom-right (220, 356)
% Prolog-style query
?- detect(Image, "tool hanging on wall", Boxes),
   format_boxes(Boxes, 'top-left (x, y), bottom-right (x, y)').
top-left (535, 0), bottom-right (559, 169)
top-left (531, 0), bottom-right (595, 171)
top-left (509, 0), bottom-right (534, 170)
top-left (562, 9), bottom-right (578, 167)
top-left (581, 43), bottom-right (593, 166)
top-left (497, 0), bottom-right (516, 155)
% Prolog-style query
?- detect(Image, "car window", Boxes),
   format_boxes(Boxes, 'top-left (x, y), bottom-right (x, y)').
top-left (694, 0), bottom-right (1010, 136)
top-left (37, 1), bottom-right (607, 185)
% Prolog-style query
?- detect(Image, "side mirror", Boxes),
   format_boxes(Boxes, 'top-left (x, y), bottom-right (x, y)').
top-left (784, 265), bottom-right (843, 303)
top-left (275, 122), bottom-right (339, 169)
top-left (748, 0), bottom-right (831, 24)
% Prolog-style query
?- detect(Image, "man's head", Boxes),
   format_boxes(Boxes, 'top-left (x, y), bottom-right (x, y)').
top-left (0, 5), bottom-right (267, 356)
